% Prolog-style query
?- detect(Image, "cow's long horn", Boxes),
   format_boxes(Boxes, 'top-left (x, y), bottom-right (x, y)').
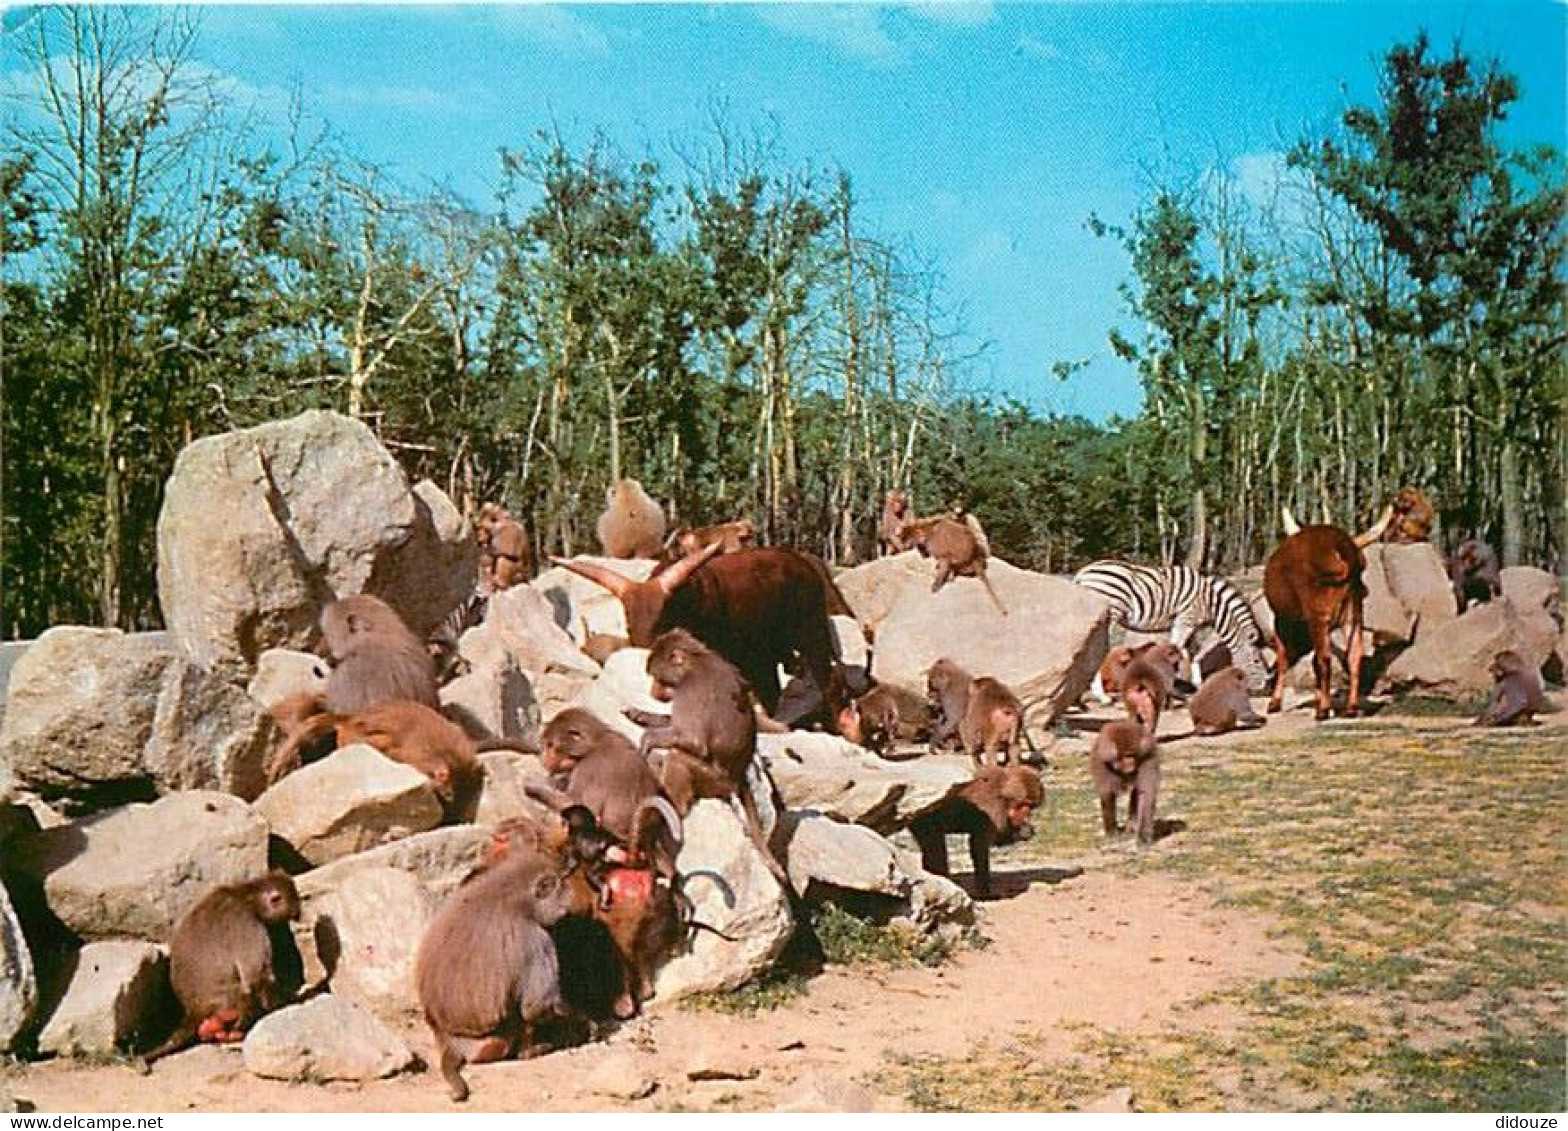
top-left (654, 538), bottom-right (724, 596)
top-left (1281, 508), bottom-right (1301, 536)
top-left (1354, 504), bottom-right (1395, 549)
top-left (551, 556), bottom-right (636, 600)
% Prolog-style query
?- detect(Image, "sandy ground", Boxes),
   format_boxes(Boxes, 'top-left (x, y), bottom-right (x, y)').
top-left (6, 698), bottom-right (1548, 1114)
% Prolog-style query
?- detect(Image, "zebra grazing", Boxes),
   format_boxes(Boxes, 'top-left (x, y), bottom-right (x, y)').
top-left (1072, 560), bottom-right (1271, 693)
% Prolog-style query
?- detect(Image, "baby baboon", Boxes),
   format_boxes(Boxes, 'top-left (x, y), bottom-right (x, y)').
top-left (1187, 666), bottom-right (1266, 736)
top-left (908, 765), bottom-right (1044, 898)
top-left (146, 873), bottom-right (303, 1062)
top-left (1089, 719), bottom-right (1161, 844)
top-left (1474, 650), bottom-right (1546, 727)
top-left (596, 478), bottom-right (667, 559)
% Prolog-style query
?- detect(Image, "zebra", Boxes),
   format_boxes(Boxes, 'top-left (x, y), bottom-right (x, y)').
top-left (426, 585), bottom-right (491, 683)
top-left (1072, 560), bottom-right (1272, 696)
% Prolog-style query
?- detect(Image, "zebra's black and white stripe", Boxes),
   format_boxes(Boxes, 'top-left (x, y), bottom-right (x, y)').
top-left (1073, 560), bottom-right (1270, 690)
top-left (427, 585), bottom-right (490, 681)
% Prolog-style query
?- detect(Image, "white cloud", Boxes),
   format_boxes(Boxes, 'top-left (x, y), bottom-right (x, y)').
top-left (757, 6), bottom-right (903, 65)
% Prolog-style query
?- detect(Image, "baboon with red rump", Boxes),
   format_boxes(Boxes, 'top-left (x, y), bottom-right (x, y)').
top-left (908, 765), bottom-right (1044, 898)
top-left (1089, 719), bottom-right (1161, 844)
top-left (144, 873), bottom-right (303, 1063)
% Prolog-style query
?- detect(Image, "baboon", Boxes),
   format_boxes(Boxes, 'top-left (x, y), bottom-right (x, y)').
top-left (416, 845), bottom-right (589, 1102)
top-left (879, 490), bottom-right (914, 554)
top-left (145, 873), bottom-right (303, 1062)
top-left (1449, 539), bottom-right (1503, 611)
top-left (908, 765), bottom-right (1044, 898)
top-left (477, 503), bottom-right (532, 589)
top-left (668, 518), bottom-right (756, 561)
top-left (1122, 642), bottom-right (1185, 734)
top-left (1475, 650), bottom-right (1546, 727)
top-left (538, 708), bottom-right (668, 848)
top-left (926, 658), bottom-right (1025, 766)
top-left (1381, 486), bottom-right (1435, 545)
top-left (316, 595), bottom-right (439, 715)
top-left (906, 513), bottom-right (1007, 614)
top-left (623, 628), bottom-right (784, 880)
top-left (836, 685), bottom-right (902, 755)
top-left (1089, 719), bottom-right (1161, 844)
top-left (1187, 666), bottom-right (1266, 736)
top-left (596, 479), bottom-right (667, 559)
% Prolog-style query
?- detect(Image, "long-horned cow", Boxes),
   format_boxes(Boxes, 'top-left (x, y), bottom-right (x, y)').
top-left (1266, 506), bottom-right (1391, 719)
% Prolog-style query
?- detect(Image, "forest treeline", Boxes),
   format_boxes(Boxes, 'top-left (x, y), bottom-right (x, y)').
top-left (2, 9), bottom-right (1563, 637)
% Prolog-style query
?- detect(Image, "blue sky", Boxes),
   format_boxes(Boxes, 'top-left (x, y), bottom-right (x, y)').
top-left (6, 3), bottom-right (1564, 419)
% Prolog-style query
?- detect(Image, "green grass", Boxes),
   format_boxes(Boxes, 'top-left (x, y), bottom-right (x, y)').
top-left (885, 723), bottom-right (1568, 1112)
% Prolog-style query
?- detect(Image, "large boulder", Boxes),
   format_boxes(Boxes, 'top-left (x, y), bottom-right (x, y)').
top-left (254, 745), bottom-right (444, 867)
top-left (17, 791), bottom-right (269, 940)
top-left (0, 628), bottom-right (277, 807)
top-left (36, 941), bottom-right (171, 1057)
top-left (871, 557), bottom-right (1111, 733)
top-left (1381, 597), bottom-right (1560, 697)
top-left (294, 826), bottom-right (490, 907)
top-left (241, 994), bottom-right (415, 1082)
top-left (156, 410), bottom-right (476, 676)
top-left (1362, 543), bottom-right (1457, 644)
top-left (530, 557), bottom-right (659, 643)
top-left (473, 751), bottom-right (556, 827)
top-left (653, 801), bottom-right (794, 1001)
top-left (459, 584), bottom-right (600, 721)
top-left (571, 647), bottom-right (665, 743)
top-left (299, 866), bottom-right (430, 1018)
top-left (834, 552), bottom-right (938, 637)
top-left (758, 733), bottom-right (970, 834)
top-left (0, 881), bottom-right (36, 1053)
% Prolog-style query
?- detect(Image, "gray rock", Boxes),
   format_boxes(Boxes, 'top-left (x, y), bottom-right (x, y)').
top-left (439, 653), bottom-right (540, 743)
top-left (246, 649), bottom-right (328, 712)
top-left (758, 733), bottom-right (971, 834)
top-left (1376, 543), bottom-right (1457, 635)
top-left (301, 867), bottom-right (431, 1018)
top-left (156, 410), bottom-right (475, 677)
top-left (294, 826), bottom-right (491, 907)
top-left (241, 994), bottom-right (415, 1081)
top-left (530, 557), bottom-right (659, 643)
top-left (653, 801), bottom-right (794, 1001)
top-left (473, 751), bottom-right (556, 827)
top-left (0, 628), bottom-right (276, 806)
top-left (781, 814), bottom-right (974, 931)
top-left (254, 745), bottom-right (444, 866)
top-left (460, 584), bottom-right (600, 721)
top-left (1382, 597), bottom-right (1560, 697)
top-left (37, 941), bottom-right (171, 1056)
top-left (0, 880), bottom-right (36, 1053)
top-left (18, 791), bottom-right (269, 940)
top-left (1501, 566), bottom-right (1564, 630)
top-left (0, 640), bottom-right (32, 713)
top-left (872, 557), bottom-right (1111, 733)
